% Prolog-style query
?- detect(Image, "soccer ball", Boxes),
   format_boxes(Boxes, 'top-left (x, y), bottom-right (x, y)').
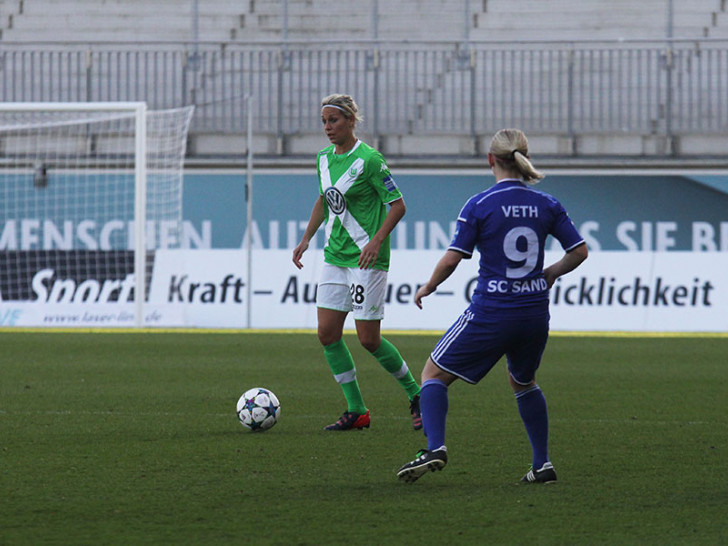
top-left (236, 387), bottom-right (281, 432)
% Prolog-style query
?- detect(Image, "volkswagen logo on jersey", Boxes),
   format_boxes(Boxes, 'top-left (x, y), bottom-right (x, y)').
top-left (324, 186), bottom-right (346, 215)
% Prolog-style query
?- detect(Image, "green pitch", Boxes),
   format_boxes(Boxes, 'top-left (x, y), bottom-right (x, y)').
top-left (1, 331), bottom-right (726, 545)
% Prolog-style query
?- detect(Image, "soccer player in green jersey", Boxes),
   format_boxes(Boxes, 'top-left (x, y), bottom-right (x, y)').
top-left (292, 93), bottom-right (422, 431)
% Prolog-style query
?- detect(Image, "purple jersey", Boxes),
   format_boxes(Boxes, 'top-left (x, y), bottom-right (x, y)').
top-left (449, 178), bottom-right (584, 312)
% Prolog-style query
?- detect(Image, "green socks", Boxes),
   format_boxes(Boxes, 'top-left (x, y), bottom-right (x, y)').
top-left (371, 337), bottom-right (421, 401)
top-left (323, 339), bottom-right (367, 414)
top-left (323, 337), bottom-right (420, 415)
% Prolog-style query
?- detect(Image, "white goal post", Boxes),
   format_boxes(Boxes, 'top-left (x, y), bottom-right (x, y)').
top-left (0, 102), bottom-right (194, 328)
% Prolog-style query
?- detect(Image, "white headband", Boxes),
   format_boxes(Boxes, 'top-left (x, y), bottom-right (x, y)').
top-left (321, 104), bottom-right (348, 114)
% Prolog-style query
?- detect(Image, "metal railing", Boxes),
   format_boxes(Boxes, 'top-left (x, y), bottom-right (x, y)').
top-left (0, 40), bottom-right (727, 151)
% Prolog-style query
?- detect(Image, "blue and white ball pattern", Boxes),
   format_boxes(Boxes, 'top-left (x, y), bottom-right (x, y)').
top-left (236, 387), bottom-right (281, 431)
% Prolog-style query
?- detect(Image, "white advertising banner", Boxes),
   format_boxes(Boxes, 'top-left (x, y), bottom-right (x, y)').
top-left (2, 249), bottom-right (726, 331)
top-left (545, 251), bottom-right (727, 332)
top-left (148, 249), bottom-right (250, 328)
top-left (0, 302), bottom-right (187, 328)
top-left (146, 249), bottom-right (727, 332)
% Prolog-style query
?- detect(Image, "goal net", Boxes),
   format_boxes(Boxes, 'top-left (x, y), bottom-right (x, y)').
top-left (0, 102), bottom-right (194, 327)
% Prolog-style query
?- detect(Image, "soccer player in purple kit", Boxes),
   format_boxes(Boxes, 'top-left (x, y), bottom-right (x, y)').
top-left (397, 128), bottom-right (588, 484)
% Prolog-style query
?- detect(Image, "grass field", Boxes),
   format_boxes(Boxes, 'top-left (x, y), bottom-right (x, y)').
top-left (1, 330), bottom-right (726, 545)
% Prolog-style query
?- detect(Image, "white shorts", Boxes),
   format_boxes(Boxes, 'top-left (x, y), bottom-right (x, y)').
top-left (317, 263), bottom-right (388, 321)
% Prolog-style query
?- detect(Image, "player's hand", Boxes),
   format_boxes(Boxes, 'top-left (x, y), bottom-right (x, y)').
top-left (292, 241), bottom-right (309, 270)
top-left (358, 239), bottom-right (381, 269)
top-left (414, 284), bottom-right (435, 309)
top-left (543, 266), bottom-right (557, 288)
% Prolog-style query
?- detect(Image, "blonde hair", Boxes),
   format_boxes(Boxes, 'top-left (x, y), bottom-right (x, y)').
top-left (489, 128), bottom-right (545, 184)
top-left (321, 94), bottom-right (363, 123)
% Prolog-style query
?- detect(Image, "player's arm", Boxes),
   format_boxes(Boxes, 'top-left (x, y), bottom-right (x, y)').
top-left (543, 242), bottom-right (588, 288)
top-left (292, 196), bottom-right (325, 269)
top-left (414, 249), bottom-right (465, 309)
top-left (359, 197), bottom-right (406, 269)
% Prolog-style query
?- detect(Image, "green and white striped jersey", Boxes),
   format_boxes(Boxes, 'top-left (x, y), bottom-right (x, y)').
top-left (316, 140), bottom-right (403, 271)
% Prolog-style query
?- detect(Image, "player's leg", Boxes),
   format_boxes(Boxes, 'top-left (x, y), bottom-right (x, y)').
top-left (419, 358), bottom-right (457, 450)
top-left (511, 375), bottom-right (555, 483)
top-left (396, 358), bottom-right (455, 482)
top-left (355, 319), bottom-right (422, 427)
top-left (351, 268), bottom-right (421, 428)
top-left (397, 308), bottom-right (503, 483)
top-left (317, 266), bottom-right (369, 430)
top-left (506, 316), bottom-right (556, 483)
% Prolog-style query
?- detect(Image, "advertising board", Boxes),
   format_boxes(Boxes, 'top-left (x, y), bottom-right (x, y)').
top-left (2, 170), bottom-right (727, 331)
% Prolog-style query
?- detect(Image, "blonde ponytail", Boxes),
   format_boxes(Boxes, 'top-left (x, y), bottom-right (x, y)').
top-left (490, 129), bottom-right (545, 184)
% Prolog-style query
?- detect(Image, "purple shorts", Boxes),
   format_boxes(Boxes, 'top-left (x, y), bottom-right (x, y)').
top-left (430, 306), bottom-right (549, 385)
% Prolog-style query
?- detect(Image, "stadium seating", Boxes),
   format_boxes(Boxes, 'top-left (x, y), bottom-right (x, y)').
top-left (0, 0), bottom-right (242, 42)
top-left (471, 0), bottom-right (727, 41)
top-left (1, 0), bottom-right (727, 158)
top-left (2, 0), bottom-right (724, 43)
